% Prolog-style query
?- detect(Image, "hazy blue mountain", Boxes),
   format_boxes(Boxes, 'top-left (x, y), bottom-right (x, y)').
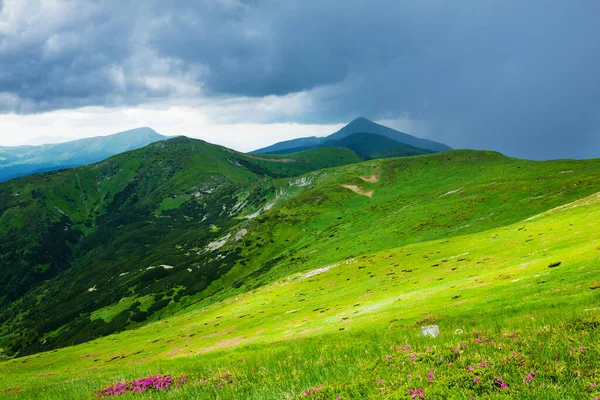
top-left (250, 136), bottom-right (326, 154)
top-left (0, 127), bottom-right (167, 182)
top-left (25, 135), bottom-right (74, 145)
top-left (264, 132), bottom-right (434, 159)
top-left (251, 117), bottom-right (451, 154)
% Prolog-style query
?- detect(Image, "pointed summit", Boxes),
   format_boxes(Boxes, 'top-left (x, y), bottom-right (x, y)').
top-left (327, 118), bottom-right (451, 152)
top-left (252, 117), bottom-right (451, 155)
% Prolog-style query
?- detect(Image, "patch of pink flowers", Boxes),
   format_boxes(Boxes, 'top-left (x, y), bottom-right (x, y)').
top-left (96, 375), bottom-right (186, 398)
top-left (407, 387), bottom-right (425, 399)
top-left (304, 384), bottom-right (324, 396)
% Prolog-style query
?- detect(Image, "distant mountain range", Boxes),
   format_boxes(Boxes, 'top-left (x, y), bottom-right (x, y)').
top-left (0, 119), bottom-right (449, 183)
top-left (251, 117), bottom-right (452, 156)
top-left (0, 127), bottom-right (167, 182)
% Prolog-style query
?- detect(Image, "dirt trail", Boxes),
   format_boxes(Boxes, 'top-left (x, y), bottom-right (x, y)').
top-left (359, 174), bottom-right (379, 183)
top-left (342, 184), bottom-right (374, 198)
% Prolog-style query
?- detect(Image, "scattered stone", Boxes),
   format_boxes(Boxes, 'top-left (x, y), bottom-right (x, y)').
top-left (420, 325), bottom-right (440, 338)
top-left (548, 261), bottom-right (562, 268)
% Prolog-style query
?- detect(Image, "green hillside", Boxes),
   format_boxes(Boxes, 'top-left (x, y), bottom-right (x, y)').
top-left (1, 140), bottom-right (600, 399)
top-left (0, 138), bottom-right (361, 356)
top-left (1, 154), bottom-right (599, 399)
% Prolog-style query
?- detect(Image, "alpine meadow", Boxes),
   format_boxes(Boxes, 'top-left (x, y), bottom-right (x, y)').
top-left (2, 1), bottom-right (600, 400)
top-left (1, 129), bottom-right (600, 399)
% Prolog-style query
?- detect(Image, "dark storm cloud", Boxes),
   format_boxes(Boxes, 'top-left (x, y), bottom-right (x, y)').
top-left (1, 0), bottom-right (599, 159)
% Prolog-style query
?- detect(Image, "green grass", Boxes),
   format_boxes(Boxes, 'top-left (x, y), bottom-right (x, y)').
top-left (0, 138), bottom-right (362, 355)
top-left (3, 142), bottom-right (600, 362)
top-left (1, 183), bottom-right (600, 399)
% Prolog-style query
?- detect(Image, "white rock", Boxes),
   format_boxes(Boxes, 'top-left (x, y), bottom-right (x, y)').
top-left (420, 325), bottom-right (440, 338)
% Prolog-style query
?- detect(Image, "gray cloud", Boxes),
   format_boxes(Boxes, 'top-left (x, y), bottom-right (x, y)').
top-left (0, 0), bottom-right (599, 159)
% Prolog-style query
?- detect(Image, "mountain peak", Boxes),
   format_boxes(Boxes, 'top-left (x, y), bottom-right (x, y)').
top-left (349, 116), bottom-right (372, 123)
top-left (251, 118), bottom-right (452, 154)
top-left (112, 127), bottom-right (164, 139)
top-left (341, 117), bottom-right (384, 131)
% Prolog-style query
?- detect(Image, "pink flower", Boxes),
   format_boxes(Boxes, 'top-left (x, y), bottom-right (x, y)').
top-left (524, 375), bottom-right (533, 382)
top-left (479, 361), bottom-right (487, 367)
top-left (386, 355), bottom-right (393, 360)
top-left (377, 380), bottom-right (383, 386)
top-left (407, 388), bottom-right (425, 399)
top-left (473, 378), bottom-right (480, 383)
top-left (501, 383), bottom-right (508, 389)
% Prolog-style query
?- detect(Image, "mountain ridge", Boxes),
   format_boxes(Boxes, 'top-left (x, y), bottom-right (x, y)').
top-left (251, 117), bottom-right (451, 154)
top-left (263, 132), bottom-right (435, 159)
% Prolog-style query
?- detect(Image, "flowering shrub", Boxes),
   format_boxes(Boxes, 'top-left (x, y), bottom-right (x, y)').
top-left (96, 374), bottom-right (186, 398)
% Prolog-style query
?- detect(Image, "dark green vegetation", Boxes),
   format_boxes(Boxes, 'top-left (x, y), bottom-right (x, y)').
top-left (1, 136), bottom-right (600, 399)
top-left (251, 117), bottom-right (452, 155)
top-left (0, 138), bottom-right (361, 356)
top-left (0, 127), bottom-right (167, 182)
top-left (262, 132), bottom-right (434, 159)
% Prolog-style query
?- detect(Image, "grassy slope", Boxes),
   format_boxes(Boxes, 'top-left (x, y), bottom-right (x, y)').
top-left (0, 138), bottom-right (362, 355)
top-left (1, 149), bottom-right (600, 398)
top-left (3, 147), bottom-right (600, 359)
top-left (223, 151), bottom-right (600, 293)
top-left (1, 174), bottom-right (599, 399)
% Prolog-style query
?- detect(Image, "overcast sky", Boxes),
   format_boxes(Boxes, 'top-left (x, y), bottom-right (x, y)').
top-left (1, 0), bottom-right (599, 158)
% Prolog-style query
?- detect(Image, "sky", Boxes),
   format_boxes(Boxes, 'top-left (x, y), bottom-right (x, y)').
top-left (0, 0), bottom-right (599, 158)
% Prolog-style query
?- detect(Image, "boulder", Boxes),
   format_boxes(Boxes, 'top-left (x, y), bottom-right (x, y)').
top-left (420, 325), bottom-right (440, 338)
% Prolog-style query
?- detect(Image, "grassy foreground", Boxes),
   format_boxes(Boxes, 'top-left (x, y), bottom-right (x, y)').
top-left (1, 185), bottom-right (600, 398)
